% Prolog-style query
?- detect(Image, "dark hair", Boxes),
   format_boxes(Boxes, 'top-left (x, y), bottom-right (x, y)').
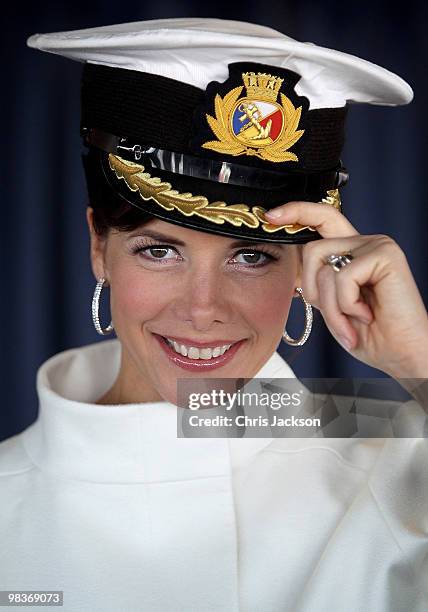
top-left (82, 147), bottom-right (155, 237)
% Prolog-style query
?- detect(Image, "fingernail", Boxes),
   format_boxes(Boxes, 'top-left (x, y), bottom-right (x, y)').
top-left (338, 336), bottom-right (353, 351)
top-left (265, 210), bottom-right (282, 219)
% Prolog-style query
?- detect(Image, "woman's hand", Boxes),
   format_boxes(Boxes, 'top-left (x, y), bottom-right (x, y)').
top-left (265, 202), bottom-right (428, 378)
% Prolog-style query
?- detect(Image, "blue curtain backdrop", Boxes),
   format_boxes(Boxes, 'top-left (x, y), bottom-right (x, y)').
top-left (1, 2), bottom-right (427, 441)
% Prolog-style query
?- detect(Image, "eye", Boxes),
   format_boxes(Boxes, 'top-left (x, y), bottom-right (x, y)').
top-left (132, 243), bottom-right (181, 263)
top-left (144, 246), bottom-right (175, 259)
top-left (230, 248), bottom-right (276, 268)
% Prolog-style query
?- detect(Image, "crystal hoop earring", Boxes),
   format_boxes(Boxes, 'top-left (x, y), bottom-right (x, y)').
top-left (92, 277), bottom-right (114, 336)
top-left (282, 287), bottom-right (313, 346)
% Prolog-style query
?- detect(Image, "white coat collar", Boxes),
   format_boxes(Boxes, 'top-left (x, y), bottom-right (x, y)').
top-left (21, 339), bottom-right (296, 482)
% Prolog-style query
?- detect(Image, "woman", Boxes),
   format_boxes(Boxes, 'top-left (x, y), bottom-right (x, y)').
top-left (0, 17), bottom-right (427, 612)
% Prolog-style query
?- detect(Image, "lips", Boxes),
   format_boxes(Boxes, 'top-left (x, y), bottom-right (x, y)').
top-left (152, 333), bottom-right (246, 372)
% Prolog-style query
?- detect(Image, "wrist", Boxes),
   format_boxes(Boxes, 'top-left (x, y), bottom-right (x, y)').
top-left (392, 378), bottom-right (428, 410)
top-left (385, 330), bottom-right (428, 378)
top-left (386, 345), bottom-right (428, 408)
top-left (390, 363), bottom-right (428, 379)
top-left (387, 352), bottom-right (428, 379)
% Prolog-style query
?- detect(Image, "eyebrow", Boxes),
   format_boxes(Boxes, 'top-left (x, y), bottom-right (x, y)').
top-left (127, 230), bottom-right (284, 249)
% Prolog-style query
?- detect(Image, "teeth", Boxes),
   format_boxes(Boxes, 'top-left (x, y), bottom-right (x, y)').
top-left (188, 347), bottom-right (200, 359)
top-left (165, 337), bottom-right (234, 360)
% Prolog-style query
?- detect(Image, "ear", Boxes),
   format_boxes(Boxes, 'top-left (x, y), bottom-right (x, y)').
top-left (86, 207), bottom-right (109, 283)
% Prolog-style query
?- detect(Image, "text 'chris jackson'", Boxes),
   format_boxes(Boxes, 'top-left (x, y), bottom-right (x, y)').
top-left (186, 414), bottom-right (321, 428)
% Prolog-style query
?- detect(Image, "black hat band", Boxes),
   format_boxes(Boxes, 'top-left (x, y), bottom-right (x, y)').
top-left (81, 63), bottom-right (348, 173)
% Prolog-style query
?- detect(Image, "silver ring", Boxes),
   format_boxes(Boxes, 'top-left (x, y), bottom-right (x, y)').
top-left (325, 251), bottom-right (354, 272)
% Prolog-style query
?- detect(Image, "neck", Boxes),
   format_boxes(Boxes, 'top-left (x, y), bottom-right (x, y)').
top-left (96, 345), bottom-right (164, 405)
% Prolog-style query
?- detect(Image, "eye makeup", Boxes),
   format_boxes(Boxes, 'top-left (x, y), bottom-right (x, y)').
top-left (128, 236), bottom-right (282, 269)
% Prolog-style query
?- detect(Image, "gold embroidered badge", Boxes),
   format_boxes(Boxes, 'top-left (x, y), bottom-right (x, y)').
top-left (201, 71), bottom-right (305, 163)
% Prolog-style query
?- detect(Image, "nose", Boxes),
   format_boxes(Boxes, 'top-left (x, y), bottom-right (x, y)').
top-left (173, 264), bottom-right (234, 332)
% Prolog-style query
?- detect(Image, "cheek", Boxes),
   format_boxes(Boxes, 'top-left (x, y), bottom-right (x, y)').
top-left (109, 265), bottom-right (168, 324)
top-left (232, 269), bottom-right (296, 332)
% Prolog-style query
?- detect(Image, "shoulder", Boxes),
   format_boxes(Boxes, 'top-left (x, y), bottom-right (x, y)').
top-left (0, 428), bottom-right (36, 478)
top-left (369, 437), bottom-right (428, 513)
top-left (368, 437), bottom-right (428, 595)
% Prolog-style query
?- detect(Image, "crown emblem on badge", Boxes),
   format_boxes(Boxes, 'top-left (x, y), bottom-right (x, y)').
top-left (201, 71), bottom-right (305, 163)
top-left (242, 71), bottom-right (283, 101)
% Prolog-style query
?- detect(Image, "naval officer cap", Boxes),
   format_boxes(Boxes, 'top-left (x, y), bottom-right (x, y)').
top-left (27, 17), bottom-right (413, 243)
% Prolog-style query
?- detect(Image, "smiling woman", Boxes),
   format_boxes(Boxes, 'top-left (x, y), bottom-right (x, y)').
top-left (87, 209), bottom-right (299, 405)
top-left (1, 16), bottom-right (428, 612)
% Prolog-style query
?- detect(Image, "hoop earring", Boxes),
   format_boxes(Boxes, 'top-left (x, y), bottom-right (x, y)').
top-left (92, 277), bottom-right (114, 336)
top-left (282, 287), bottom-right (313, 346)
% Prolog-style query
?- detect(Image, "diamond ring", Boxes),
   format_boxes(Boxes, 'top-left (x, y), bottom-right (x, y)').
top-left (325, 251), bottom-right (354, 272)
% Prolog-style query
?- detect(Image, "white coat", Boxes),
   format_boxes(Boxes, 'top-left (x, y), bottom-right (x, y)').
top-left (0, 338), bottom-right (427, 611)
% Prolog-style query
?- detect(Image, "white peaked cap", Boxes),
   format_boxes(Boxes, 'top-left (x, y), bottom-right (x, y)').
top-left (27, 17), bottom-right (413, 110)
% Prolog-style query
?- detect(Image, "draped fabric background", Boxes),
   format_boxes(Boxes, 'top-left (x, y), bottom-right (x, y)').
top-left (1, 2), bottom-right (427, 440)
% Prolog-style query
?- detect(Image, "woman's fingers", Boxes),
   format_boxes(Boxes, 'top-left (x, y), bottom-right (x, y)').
top-left (334, 258), bottom-right (375, 325)
top-left (299, 235), bottom-right (397, 351)
top-left (263, 200), bottom-right (368, 323)
top-left (315, 265), bottom-right (358, 351)
top-left (300, 236), bottom-right (369, 312)
top-left (303, 235), bottom-right (410, 348)
top-left (300, 234), bottom-right (401, 312)
top-left (265, 201), bottom-right (360, 238)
